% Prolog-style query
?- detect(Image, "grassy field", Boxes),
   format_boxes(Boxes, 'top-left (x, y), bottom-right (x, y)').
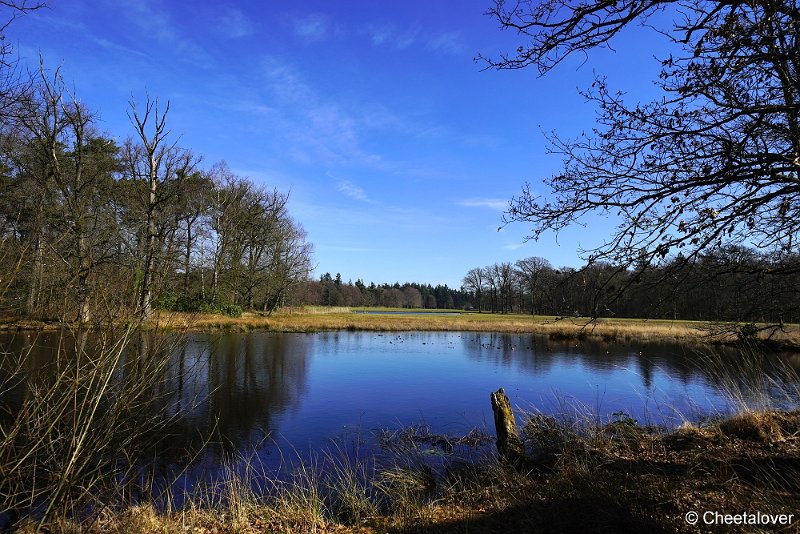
top-left (144, 306), bottom-right (800, 349)
top-left (3, 306), bottom-right (798, 348)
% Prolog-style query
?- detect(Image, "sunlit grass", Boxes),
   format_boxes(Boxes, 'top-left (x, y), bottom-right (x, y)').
top-left (4, 305), bottom-right (798, 348)
top-left (136, 309), bottom-right (800, 348)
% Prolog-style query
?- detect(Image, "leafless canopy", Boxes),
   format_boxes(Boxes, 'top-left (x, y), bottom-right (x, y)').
top-left (0, 0), bottom-right (43, 34)
top-left (481, 0), bottom-right (800, 281)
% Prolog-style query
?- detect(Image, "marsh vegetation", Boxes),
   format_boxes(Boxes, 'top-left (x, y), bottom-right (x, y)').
top-left (2, 329), bottom-right (799, 531)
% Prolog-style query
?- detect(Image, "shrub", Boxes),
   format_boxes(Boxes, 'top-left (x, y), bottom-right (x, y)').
top-left (154, 294), bottom-right (242, 317)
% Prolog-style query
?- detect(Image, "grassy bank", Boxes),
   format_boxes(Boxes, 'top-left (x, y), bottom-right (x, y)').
top-left (149, 307), bottom-right (800, 349)
top-left (16, 408), bottom-right (800, 533)
top-left (3, 307), bottom-right (799, 349)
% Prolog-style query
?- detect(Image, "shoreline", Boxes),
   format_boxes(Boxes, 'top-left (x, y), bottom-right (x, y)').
top-left (3, 309), bottom-right (800, 532)
top-left (11, 408), bottom-right (800, 533)
top-left (3, 308), bottom-right (799, 351)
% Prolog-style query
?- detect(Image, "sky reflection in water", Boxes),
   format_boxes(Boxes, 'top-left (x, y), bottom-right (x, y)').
top-left (2, 330), bottom-right (798, 492)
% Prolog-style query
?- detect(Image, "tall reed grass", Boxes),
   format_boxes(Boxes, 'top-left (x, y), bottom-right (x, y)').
top-left (2, 321), bottom-right (799, 533)
top-left (0, 325), bottom-right (185, 531)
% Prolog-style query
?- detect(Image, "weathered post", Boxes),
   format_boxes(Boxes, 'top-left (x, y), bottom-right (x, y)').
top-left (490, 388), bottom-right (524, 463)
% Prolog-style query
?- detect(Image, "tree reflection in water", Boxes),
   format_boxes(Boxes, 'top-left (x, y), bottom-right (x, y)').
top-left (1, 330), bottom-right (798, 499)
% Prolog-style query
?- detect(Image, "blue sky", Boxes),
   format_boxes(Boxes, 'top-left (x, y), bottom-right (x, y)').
top-left (9, 1), bottom-right (665, 287)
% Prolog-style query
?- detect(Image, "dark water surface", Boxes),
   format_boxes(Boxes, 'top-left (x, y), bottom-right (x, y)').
top-left (2, 330), bottom-right (799, 488)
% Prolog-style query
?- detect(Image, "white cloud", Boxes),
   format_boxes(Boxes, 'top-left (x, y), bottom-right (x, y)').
top-left (115, 0), bottom-right (213, 67)
top-left (255, 58), bottom-right (394, 167)
top-left (396, 26), bottom-right (421, 49)
top-left (365, 23), bottom-right (421, 50)
top-left (458, 198), bottom-right (509, 211)
top-left (219, 8), bottom-right (254, 39)
top-left (292, 13), bottom-right (328, 43)
top-left (93, 37), bottom-right (147, 57)
top-left (336, 179), bottom-right (370, 202)
top-left (299, 202), bottom-right (450, 232)
top-left (427, 31), bottom-right (466, 55)
top-left (367, 24), bottom-right (393, 46)
top-left (263, 58), bottom-right (316, 103)
top-left (503, 242), bottom-right (526, 251)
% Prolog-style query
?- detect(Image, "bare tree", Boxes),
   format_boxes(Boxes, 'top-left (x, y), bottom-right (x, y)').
top-left (483, 0), bottom-right (800, 319)
top-left (462, 267), bottom-right (485, 312)
top-left (402, 286), bottom-right (423, 309)
top-left (12, 62), bottom-right (118, 322)
top-left (125, 95), bottom-right (198, 320)
top-left (175, 170), bottom-right (211, 294)
top-left (261, 217), bottom-right (312, 314)
top-left (207, 162), bottom-right (249, 305)
top-left (515, 256), bottom-right (552, 315)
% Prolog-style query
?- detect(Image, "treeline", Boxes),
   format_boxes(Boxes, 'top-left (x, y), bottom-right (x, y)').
top-left (292, 245), bottom-right (800, 325)
top-left (462, 248), bottom-right (800, 324)
top-left (0, 66), bottom-right (312, 322)
top-left (297, 273), bottom-right (470, 309)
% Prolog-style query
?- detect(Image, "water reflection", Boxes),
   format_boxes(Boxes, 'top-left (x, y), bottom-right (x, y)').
top-left (1, 330), bottom-right (798, 476)
top-left (155, 333), bottom-right (312, 457)
top-left (459, 332), bottom-right (799, 386)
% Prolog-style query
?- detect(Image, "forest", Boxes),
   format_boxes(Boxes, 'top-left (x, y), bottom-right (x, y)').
top-left (461, 250), bottom-right (800, 323)
top-left (0, 67), bottom-right (313, 323)
top-left (302, 246), bottom-right (800, 327)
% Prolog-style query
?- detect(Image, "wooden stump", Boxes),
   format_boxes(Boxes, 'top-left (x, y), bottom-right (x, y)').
top-left (490, 388), bottom-right (524, 463)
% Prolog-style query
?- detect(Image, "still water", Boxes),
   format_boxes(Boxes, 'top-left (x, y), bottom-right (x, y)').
top-left (2, 330), bottom-right (799, 478)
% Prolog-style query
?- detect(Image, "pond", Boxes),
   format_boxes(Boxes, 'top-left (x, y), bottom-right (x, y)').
top-left (1, 330), bottom-right (799, 493)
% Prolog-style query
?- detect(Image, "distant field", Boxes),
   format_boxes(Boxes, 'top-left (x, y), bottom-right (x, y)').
top-left (3, 306), bottom-right (796, 348)
top-left (152, 306), bottom-right (800, 348)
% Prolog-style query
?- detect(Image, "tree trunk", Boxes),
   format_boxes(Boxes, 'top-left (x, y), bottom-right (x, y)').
top-left (184, 221), bottom-right (192, 294)
top-left (25, 233), bottom-right (42, 316)
top-left (76, 221), bottom-right (91, 323)
top-left (140, 162), bottom-right (157, 321)
top-left (490, 388), bottom-right (524, 464)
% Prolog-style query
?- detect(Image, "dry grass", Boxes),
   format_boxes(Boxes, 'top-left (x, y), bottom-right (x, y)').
top-left (139, 309), bottom-right (800, 349)
top-left (21, 408), bottom-right (800, 533)
top-left (4, 307), bottom-right (798, 349)
top-left (0, 326), bottom-right (187, 532)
